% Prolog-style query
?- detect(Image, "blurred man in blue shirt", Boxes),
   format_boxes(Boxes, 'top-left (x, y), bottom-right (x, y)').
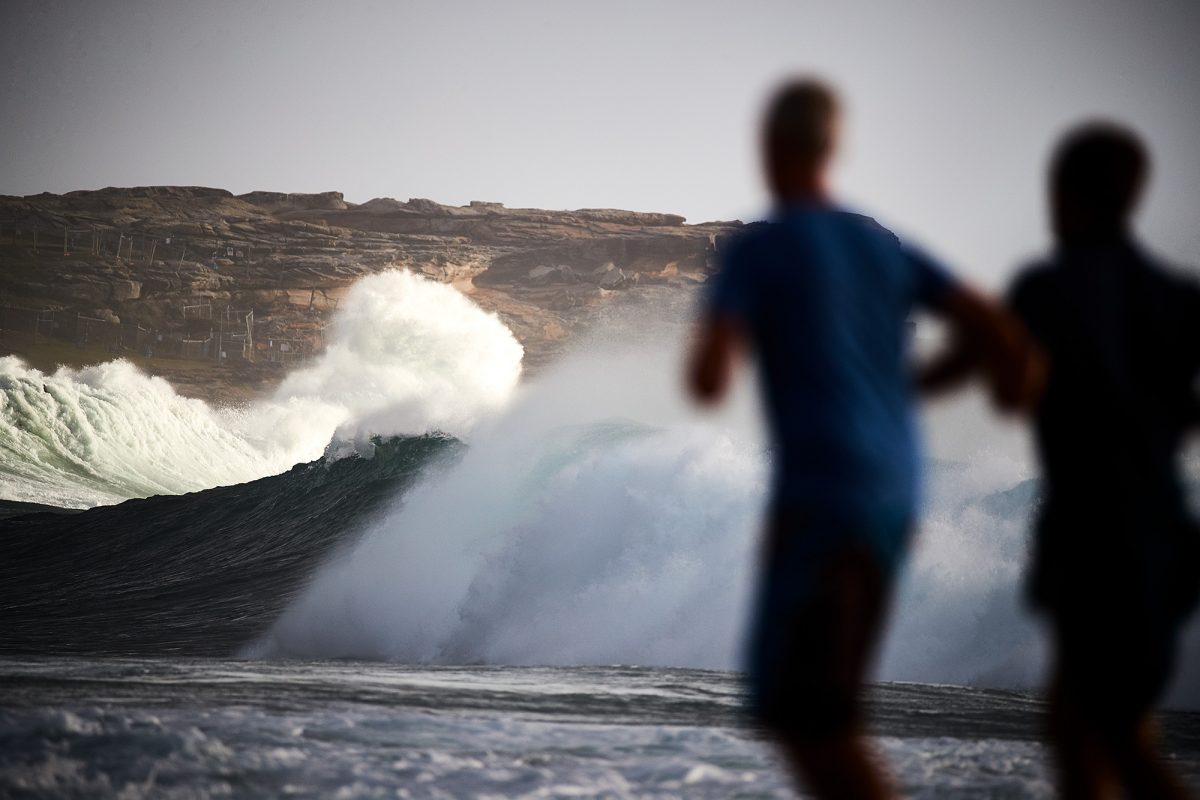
top-left (688, 79), bottom-right (1039, 799)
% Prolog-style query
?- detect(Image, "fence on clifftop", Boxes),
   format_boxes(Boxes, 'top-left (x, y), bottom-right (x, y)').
top-left (0, 303), bottom-right (317, 365)
top-left (0, 219), bottom-right (262, 273)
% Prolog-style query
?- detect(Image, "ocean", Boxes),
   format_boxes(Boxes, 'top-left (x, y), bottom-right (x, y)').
top-left (4, 659), bottom-right (1196, 798)
top-left (2, 270), bottom-right (1198, 796)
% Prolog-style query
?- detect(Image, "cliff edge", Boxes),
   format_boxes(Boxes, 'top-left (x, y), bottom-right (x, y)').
top-left (0, 187), bottom-right (740, 403)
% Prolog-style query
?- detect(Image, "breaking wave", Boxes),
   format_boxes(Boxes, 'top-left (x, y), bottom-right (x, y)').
top-left (250, 343), bottom-right (1200, 708)
top-left (2, 276), bottom-right (1196, 709)
top-left (0, 271), bottom-right (522, 507)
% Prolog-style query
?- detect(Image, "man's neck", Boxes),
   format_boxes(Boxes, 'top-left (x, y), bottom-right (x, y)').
top-left (1057, 226), bottom-right (1132, 250)
top-left (773, 173), bottom-right (831, 206)
top-left (773, 188), bottom-right (832, 212)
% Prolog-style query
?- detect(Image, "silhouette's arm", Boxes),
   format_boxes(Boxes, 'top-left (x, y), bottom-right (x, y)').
top-left (1187, 285), bottom-right (1200, 431)
top-left (917, 332), bottom-right (978, 396)
top-left (919, 286), bottom-right (1046, 414)
top-left (1187, 375), bottom-right (1200, 431)
top-left (687, 315), bottom-right (743, 405)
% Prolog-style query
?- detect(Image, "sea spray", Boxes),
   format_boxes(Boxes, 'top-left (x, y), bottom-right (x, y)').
top-left (255, 337), bottom-right (1200, 707)
top-left (0, 271), bottom-right (523, 508)
top-left (250, 345), bottom-right (769, 664)
top-left (254, 344), bottom-right (1043, 683)
top-left (273, 270), bottom-right (523, 441)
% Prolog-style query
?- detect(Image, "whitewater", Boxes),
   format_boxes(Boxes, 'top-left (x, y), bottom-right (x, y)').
top-left (0, 271), bottom-right (523, 508)
top-left (2, 269), bottom-right (1198, 709)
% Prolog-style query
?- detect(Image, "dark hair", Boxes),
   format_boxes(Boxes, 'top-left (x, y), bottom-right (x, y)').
top-left (763, 79), bottom-right (840, 160)
top-left (1051, 123), bottom-right (1149, 229)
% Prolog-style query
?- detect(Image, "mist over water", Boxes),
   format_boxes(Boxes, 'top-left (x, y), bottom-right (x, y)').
top-left (250, 284), bottom-right (1200, 706)
top-left (257, 335), bottom-right (1200, 705)
top-left (251, 342), bottom-right (1044, 686)
top-left (251, 345), bottom-right (769, 667)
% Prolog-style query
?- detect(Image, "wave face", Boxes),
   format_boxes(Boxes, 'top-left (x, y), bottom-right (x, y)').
top-left (0, 435), bottom-right (460, 655)
top-left (0, 271), bottom-right (521, 508)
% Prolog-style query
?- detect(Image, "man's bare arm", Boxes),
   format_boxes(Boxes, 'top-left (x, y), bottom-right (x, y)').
top-left (917, 332), bottom-right (979, 397)
top-left (687, 316), bottom-right (743, 406)
top-left (918, 286), bottom-right (1047, 414)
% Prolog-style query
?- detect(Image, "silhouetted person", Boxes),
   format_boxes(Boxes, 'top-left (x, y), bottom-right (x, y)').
top-left (1010, 125), bottom-right (1199, 799)
top-left (687, 78), bottom-right (1038, 800)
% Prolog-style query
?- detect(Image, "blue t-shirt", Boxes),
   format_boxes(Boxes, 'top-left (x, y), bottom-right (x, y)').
top-left (708, 203), bottom-right (955, 531)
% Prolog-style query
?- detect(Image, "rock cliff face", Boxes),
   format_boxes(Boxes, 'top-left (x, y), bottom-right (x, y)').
top-left (0, 186), bottom-right (740, 400)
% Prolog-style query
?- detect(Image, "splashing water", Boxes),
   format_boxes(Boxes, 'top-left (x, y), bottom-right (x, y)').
top-left (0, 271), bottom-right (522, 508)
top-left (250, 346), bottom-right (769, 665)
top-left (4, 272), bottom-right (1197, 707)
top-left (249, 350), bottom-right (1030, 681)
top-left (273, 270), bottom-right (524, 442)
top-left (254, 341), bottom-right (1200, 707)
top-left (0, 357), bottom-right (337, 508)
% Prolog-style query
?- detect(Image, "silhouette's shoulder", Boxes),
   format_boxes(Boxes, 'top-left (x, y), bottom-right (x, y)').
top-left (1008, 258), bottom-right (1060, 302)
top-left (719, 220), bottom-right (782, 268)
top-left (1167, 266), bottom-right (1200, 306)
top-left (730, 219), bottom-right (774, 243)
top-left (838, 211), bottom-right (900, 245)
top-left (722, 208), bottom-right (900, 262)
top-left (1006, 261), bottom-right (1067, 334)
top-left (722, 219), bottom-right (771, 246)
top-left (1136, 246), bottom-right (1200, 297)
top-left (1151, 264), bottom-right (1200, 335)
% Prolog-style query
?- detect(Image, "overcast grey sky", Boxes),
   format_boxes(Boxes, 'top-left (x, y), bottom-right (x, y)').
top-left (2, 0), bottom-right (1198, 285)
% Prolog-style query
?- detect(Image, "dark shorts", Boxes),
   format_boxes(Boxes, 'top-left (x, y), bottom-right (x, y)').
top-left (746, 506), bottom-right (906, 742)
top-left (1031, 504), bottom-right (1200, 732)
top-left (1050, 609), bottom-right (1180, 736)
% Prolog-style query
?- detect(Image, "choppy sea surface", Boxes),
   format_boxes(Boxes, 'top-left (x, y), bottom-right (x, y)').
top-left (2, 659), bottom-right (1199, 799)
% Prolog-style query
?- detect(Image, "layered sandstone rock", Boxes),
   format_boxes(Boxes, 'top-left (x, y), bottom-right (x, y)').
top-left (0, 186), bottom-right (741, 396)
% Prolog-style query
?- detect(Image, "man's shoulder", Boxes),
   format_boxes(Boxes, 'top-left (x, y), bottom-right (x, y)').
top-left (1010, 258), bottom-right (1057, 284)
top-left (1013, 243), bottom-right (1200, 299)
top-left (1134, 245), bottom-right (1200, 298)
top-left (724, 219), bottom-right (779, 250)
top-left (718, 220), bottom-right (787, 276)
top-left (729, 208), bottom-right (897, 249)
top-left (836, 210), bottom-right (901, 245)
top-left (1008, 258), bottom-right (1060, 302)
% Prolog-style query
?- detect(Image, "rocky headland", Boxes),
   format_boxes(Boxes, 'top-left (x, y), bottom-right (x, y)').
top-left (0, 187), bottom-right (740, 404)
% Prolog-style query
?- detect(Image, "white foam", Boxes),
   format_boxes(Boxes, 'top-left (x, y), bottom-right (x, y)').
top-left (257, 338), bottom-right (1200, 708)
top-left (251, 344), bottom-right (769, 665)
top-left (272, 270), bottom-right (524, 443)
top-left (0, 270), bottom-right (523, 508)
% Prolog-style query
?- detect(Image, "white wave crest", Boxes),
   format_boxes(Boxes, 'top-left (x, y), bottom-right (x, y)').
top-left (0, 271), bottom-right (522, 508)
top-left (273, 270), bottom-right (524, 442)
